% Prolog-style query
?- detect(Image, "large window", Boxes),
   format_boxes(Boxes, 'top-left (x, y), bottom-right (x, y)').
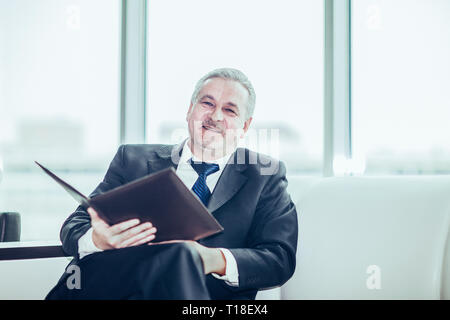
top-left (351, 0), bottom-right (450, 174)
top-left (0, 0), bottom-right (121, 241)
top-left (146, 0), bottom-right (324, 175)
top-left (3, 0), bottom-right (447, 243)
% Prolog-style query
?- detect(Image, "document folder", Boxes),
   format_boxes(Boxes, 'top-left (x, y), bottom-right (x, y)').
top-left (35, 161), bottom-right (224, 242)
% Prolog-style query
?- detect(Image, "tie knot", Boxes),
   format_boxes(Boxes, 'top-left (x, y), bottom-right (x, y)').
top-left (189, 159), bottom-right (220, 177)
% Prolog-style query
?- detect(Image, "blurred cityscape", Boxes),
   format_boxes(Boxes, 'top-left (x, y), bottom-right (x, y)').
top-left (0, 118), bottom-right (112, 172)
top-left (0, 118), bottom-right (114, 241)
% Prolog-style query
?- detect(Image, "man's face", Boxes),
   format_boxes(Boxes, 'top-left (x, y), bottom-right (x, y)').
top-left (186, 77), bottom-right (252, 159)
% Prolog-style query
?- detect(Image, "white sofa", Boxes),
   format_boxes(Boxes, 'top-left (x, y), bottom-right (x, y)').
top-left (282, 175), bottom-right (450, 299)
top-left (1, 175), bottom-right (449, 300)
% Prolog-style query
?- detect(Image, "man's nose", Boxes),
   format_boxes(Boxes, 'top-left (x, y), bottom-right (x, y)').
top-left (210, 107), bottom-right (224, 121)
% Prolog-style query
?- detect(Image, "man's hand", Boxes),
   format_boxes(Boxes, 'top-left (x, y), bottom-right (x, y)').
top-left (186, 241), bottom-right (226, 276)
top-left (149, 240), bottom-right (226, 275)
top-left (87, 207), bottom-right (157, 250)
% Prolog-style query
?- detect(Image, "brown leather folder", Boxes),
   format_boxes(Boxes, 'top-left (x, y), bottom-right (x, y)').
top-left (35, 161), bottom-right (224, 242)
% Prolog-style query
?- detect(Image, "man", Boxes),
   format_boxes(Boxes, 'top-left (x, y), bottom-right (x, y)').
top-left (46, 68), bottom-right (298, 300)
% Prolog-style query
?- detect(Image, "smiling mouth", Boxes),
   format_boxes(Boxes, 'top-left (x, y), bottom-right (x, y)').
top-left (202, 125), bottom-right (222, 134)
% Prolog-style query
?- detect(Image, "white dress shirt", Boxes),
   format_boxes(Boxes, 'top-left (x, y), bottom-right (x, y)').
top-left (78, 140), bottom-right (239, 286)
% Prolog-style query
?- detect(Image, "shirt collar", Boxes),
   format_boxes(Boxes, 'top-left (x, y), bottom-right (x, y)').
top-left (179, 139), bottom-right (235, 170)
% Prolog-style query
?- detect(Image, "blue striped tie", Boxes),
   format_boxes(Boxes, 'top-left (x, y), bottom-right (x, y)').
top-left (190, 159), bottom-right (220, 206)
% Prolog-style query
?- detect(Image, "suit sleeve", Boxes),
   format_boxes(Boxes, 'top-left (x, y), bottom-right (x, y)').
top-left (60, 145), bottom-right (126, 257)
top-left (229, 161), bottom-right (298, 290)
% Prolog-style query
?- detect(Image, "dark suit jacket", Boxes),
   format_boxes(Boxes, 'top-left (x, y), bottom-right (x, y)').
top-left (60, 140), bottom-right (298, 299)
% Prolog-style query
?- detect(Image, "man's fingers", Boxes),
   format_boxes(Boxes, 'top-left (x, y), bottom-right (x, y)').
top-left (129, 234), bottom-right (155, 247)
top-left (87, 208), bottom-right (157, 249)
top-left (114, 222), bottom-right (154, 243)
top-left (109, 218), bottom-right (142, 235)
top-left (130, 234), bottom-right (156, 247)
top-left (148, 239), bottom-right (184, 246)
top-left (119, 226), bottom-right (157, 247)
top-left (123, 229), bottom-right (157, 247)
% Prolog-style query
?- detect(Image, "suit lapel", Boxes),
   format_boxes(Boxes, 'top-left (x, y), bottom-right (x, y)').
top-left (207, 157), bottom-right (248, 213)
top-left (147, 139), bottom-right (185, 174)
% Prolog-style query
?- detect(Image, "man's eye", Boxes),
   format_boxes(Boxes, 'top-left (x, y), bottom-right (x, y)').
top-left (225, 108), bottom-right (236, 114)
top-left (202, 101), bottom-right (214, 107)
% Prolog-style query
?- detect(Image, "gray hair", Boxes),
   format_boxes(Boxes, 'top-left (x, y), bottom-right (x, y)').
top-left (190, 68), bottom-right (256, 120)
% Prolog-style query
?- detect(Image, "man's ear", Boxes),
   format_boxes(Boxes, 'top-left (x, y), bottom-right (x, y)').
top-left (240, 117), bottom-right (253, 138)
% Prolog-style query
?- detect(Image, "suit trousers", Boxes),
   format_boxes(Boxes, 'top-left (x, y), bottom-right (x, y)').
top-left (45, 243), bottom-right (211, 300)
